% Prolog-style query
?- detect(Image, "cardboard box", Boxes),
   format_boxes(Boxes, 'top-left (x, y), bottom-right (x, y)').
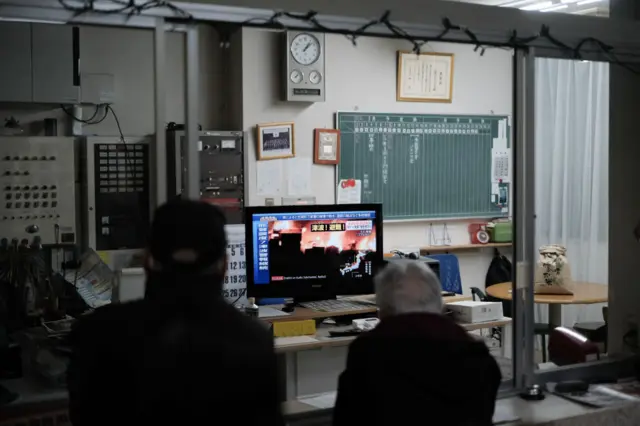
top-left (446, 301), bottom-right (504, 324)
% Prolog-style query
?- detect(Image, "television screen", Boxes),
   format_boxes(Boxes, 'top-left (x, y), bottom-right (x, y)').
top-left (246, 205), bottom-right (382, 299)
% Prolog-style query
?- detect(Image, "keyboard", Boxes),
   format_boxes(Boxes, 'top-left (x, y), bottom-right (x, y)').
top-left (300, 299), bottom-right (372, 313)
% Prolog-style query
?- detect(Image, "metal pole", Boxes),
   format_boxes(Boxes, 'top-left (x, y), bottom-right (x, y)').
top-left (154, 17), bottom-right (167, 207)
top-left (71, 105), bottom-right (83, 136)
top-left (513, 47), bottom-right (536, 389)
top-left (184, 24), bottom-right (200, 199)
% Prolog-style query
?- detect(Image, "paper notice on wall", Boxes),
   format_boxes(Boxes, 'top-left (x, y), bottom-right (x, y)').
top-left (491, 148), bottom-right (511, 183)
top-left (286, 157), bottom-right (313, 196)
top-left (337, 179), bottom-right (362, 204)
top-left (491, 182), bottom-right (500, 201)
top-left (256, 159), bottom-right (282, 195)
top-left (224, 224), bottom-right (247, 306)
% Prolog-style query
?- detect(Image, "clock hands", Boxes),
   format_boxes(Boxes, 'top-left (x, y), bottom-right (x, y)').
top-left (303, 42), bottom-right (312, 52)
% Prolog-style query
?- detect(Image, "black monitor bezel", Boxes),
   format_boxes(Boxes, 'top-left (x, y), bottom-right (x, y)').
top-left (244, 203), bottom-right (383, 300)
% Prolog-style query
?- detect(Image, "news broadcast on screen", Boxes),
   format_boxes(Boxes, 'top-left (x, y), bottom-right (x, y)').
top-left (251, 210), bottom-right (377, 285)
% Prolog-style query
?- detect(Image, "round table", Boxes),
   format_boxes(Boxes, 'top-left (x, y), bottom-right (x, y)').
top-left (486, 281), bottom-right (608, 327)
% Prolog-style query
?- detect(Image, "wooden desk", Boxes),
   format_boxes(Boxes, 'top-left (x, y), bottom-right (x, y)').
top-left (274, 314), bottom-right (513, 399)
top-left (274, 317), bottom-right (513, 353)
top-left (264, 294), bottom-right (471, 323)
top-left (486, 281), bottom-right (608, 327)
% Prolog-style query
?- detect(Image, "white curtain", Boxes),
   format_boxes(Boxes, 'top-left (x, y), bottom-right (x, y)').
top-left (534, 58), bottom-right (609, 326)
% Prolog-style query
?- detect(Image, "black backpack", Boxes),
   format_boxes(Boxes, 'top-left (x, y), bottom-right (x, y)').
top-left (485, 251), bottom-right (512, 317)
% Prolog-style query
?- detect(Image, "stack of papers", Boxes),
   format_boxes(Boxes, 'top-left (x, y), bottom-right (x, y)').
top-left (551, 382), bottom-right (640, 408)
top-left (64, 250), bottom-right (114, 308)
top-left (299, 391), bottom-right (337, 409)
top-left (259, 306), bottom-right (290, 318)
top-left (274, 336), bottom-right (318, 346)
top-left (492, 402), bottom-right (520, 425)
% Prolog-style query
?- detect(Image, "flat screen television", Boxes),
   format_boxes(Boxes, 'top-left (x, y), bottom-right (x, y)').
top-left (244, 204), bottom-right (383, 301)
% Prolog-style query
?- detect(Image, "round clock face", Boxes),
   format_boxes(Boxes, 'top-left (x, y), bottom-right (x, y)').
top-left (290, 33), bottom-right (321, 66)
top-left (290, 69), bottom-right (303, 84)
top-left (309, 70), bottom-right (322, 85)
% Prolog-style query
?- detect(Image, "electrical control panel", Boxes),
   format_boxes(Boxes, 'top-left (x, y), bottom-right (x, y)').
top-left (167, 130), bottom-right (245, 224)
top-left (0, 137), bottom-right (77, 245)
top-left (84, 136), bottom-right (151, 269)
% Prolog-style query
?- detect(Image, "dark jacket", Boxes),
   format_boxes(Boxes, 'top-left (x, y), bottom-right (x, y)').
top-left (67, 294), bottom-right (284, 426)
top-left (333, 313), bottom-right (502, 426)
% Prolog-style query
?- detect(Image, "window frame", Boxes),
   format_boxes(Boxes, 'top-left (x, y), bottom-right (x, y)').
top-left (6, 0), bottom-right (640, 394)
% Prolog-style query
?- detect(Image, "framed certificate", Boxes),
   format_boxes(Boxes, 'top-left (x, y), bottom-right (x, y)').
top-left (397, 51), bottom-right (454, 103)
top-left (256, 122), bottom-right (295, 160)
top-left (314, 128), bottom-right (340, 165)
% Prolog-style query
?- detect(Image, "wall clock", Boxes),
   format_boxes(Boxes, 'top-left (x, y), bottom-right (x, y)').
top-left (283, 31), bottom-right (326, 102)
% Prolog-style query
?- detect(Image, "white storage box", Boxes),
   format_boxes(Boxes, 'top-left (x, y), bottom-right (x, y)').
top-left (446, 301), bottom-right (503, 324)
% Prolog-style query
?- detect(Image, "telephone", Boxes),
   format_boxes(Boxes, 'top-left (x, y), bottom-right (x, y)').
top-left (468, 222), bottom-right (490, 245)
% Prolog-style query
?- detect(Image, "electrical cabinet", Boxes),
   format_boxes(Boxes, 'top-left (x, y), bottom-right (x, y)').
top-left (32, 24), bottom-right (79, 104)
top-left (84, 136), bottom-right (152, 270)
top-left (0, 23), bottom-right (33, 103)
top-left (0, 137), bottom-right (78, 245)
top-left (0, 23), bottom-right (78, 104)
top-left (167, 130), bottom-right (245, 224)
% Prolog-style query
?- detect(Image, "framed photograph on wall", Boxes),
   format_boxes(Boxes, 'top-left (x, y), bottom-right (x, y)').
top-left (256, 122), bottom-right (295, 160)
top-left (397, 51), bottom-right (454, 103)
top-left (314, 128), bottom-right (340, 165)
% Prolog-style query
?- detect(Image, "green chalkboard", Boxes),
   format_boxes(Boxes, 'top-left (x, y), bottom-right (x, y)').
top-left (337, 112), bottom-right (510, 220)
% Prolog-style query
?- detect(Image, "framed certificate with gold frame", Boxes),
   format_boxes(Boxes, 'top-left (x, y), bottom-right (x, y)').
top-left (256, 122), bottom-right (295, 160)
top-left (397, 51), bottom-right (454, 103)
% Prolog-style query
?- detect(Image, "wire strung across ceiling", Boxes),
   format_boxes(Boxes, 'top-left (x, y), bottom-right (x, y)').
top-left (56, 0), bottom-right (639, 74)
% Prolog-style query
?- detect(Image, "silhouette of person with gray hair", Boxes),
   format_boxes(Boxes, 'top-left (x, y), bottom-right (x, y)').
top-left (334, 260), bottom-right (502, 426)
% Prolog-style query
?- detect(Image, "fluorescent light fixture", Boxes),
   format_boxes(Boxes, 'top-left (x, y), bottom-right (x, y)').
top-left (577, 0), bottom-right (601, 5)
top-left (500, 0), bottom-right (536, 7)
top-left (541, 4), bottom-right (569, 11)
top-left (572, 6), bottom-right (601, 14)
top-left (520, 1), bottom-right (553, 10)
top-left (561, 0), bottom-right (578, 3)
top-left (0, 17), bottom-right (65, 25)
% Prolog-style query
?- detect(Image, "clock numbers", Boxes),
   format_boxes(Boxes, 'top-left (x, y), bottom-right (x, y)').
top-left (290, 33), bottom-right (321, 66)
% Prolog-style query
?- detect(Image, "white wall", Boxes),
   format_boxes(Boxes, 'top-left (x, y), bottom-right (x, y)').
top-left (0, 25), bottom-right (515, 294)
top-left (0, 24), bottom-right (223, 136)
top-left (241, 28), bottom-right (514, 292)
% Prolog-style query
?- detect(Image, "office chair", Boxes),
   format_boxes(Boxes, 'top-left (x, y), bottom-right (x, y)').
top-left (573, 306), bottom-right (608, 353)
top-left (470, 287), bottom-right (552, 362)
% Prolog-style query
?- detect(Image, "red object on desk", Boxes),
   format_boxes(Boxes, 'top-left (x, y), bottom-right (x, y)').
top-left (468, 222), bottom-right (490, 245)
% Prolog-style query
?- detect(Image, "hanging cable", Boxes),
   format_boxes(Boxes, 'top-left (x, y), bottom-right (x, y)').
top-left (55, 1), bottom-right (640, 74)
top-left (60, 104), bottom-right (109, 125)
top-left (57, 0), bottom-right (192, 20)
